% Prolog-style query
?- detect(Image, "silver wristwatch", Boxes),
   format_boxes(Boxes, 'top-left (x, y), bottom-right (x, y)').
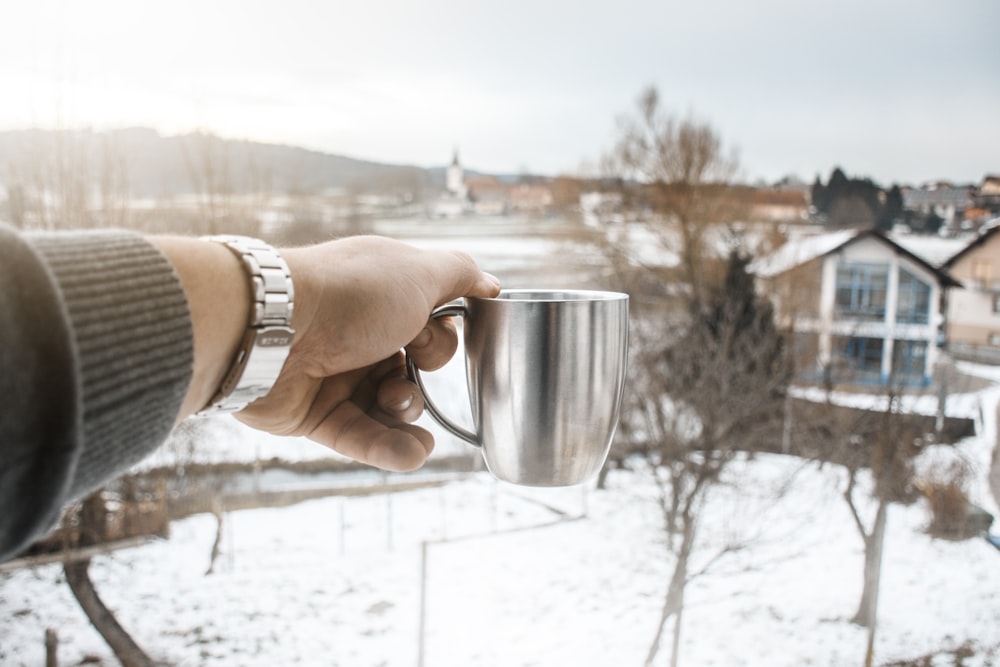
top-left (197, 235), bottom-right (295, 416)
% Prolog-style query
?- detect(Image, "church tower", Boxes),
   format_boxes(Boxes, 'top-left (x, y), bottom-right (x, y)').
top-left (432, 147), bottom-right (472, 218)
top-left (446, 148), bottom-right (466, 197)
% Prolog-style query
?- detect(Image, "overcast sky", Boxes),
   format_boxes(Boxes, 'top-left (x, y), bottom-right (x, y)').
top-left (3, 0), bottom-right (998, 186)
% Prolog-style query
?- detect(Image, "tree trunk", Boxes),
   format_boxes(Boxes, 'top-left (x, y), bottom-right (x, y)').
top-left (63, 559), bottom-right (154, 667)
top-left (645, 577), bottom-right (673, 667)
top-left (205, 498), bottom-right (224, 575)
top-left (852, 499), bottom-right (887, 629)
top-left (646, 515), bottom-right (696, 667)
top-left (45, 628), bottom-right (58, 667)
top-left (669, 577), bottom-right (686, 667)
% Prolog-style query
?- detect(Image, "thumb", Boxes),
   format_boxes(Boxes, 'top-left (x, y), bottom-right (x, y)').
top-left (437, 250), bottom-right (501, 304)
top-left (472, 271), bottom-right (502, 298)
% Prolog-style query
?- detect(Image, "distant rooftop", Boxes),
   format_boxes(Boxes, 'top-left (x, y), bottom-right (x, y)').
top-left (887, 233), bottom-right (970, 268)
top-left (903, 186), bottom-right (974, 208)
top-left (751, 228), bottom-right (964, 287)
top-left (750, 229), bottom-right (856, 277)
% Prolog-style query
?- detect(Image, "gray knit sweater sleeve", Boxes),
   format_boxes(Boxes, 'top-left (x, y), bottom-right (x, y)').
top-left (0, 224), bottom-right (193, 561)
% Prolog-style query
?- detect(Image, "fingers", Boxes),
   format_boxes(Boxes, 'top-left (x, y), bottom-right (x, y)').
top-left (376, 374), bottom-right (424, 423)
top-left (468, 268), bottom-right (502, 299)
top-left (309, 400), bottom-right (434, 472)
top-left (405, 316), bottom-right (458, 372)
top-left (303, 355), bottom-right (434, 472)
top-left (240, 236), bottom-right (498, 474)
top-left (436, 250), bottom-right (501, 304)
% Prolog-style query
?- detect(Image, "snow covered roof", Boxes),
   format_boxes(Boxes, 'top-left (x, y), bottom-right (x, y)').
top-left (888, 233), bottom-right (970, 268)
top-left (750, 229), bottom-right (857, 277)
top-left (751, 228), bottom-right (961, 287)
top-left (941, 221), bottom-right (1000, 268)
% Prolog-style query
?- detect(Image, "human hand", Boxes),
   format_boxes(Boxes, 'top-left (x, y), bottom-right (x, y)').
top-left (235, 236), bottom-right (500, 471)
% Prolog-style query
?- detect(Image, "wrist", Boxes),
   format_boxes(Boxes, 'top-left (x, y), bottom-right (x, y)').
top-left (197, 236), bottom-right (295, 416)
top-left (278, 242), bottom-right (373, 377)
top-left (149, 236), bottom-right (252, 419)
top-left (279, 247), bottom-right (319, 338)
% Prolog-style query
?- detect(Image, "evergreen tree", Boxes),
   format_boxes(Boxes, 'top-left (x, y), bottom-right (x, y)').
top-left (827, 167), bottom-right (849, 206)
top-left (811, 175), bottom-right (828, 216)
top-left (815, 167), bottom-right (905, 230)
top-left (665, 249), bottom-right (792, 433)
top-left (876, 184), bottom-right (904, 232)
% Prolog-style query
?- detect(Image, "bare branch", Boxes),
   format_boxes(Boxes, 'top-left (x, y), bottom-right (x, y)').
top-left (843, 467), bottom-right (871, 540)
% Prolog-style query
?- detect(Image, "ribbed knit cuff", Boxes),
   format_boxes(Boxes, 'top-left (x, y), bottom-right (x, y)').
top-left (26, 230), bottom-right (193, 498)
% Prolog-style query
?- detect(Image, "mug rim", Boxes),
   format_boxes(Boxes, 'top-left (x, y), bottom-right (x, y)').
top-left (480, 289), bottom-right (628, 303)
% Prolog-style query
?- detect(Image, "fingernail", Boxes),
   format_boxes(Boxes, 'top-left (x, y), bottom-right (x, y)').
top-left (482, 272), bottom-right (501, 292)
top-left (412, 327), bottom-right (432, 348)
top-left (394, 395), bottom-right (414, 412)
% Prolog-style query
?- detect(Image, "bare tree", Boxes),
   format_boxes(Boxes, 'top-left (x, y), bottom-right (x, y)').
top-left (1, 128), bottom-right (155, 233)
top-left (61, 492), bottom-right (155, 667)
top-left (840, 387), bottom-right (922, 667)
top-left (639, 251), bottom-right (793, 667)
top-left (794, 367), bottom-right (925, 667)
top-left (178, 132), bottom-right (265, 237)
top-left (93, 131), bottom-right (134, 228)
top-left (3, 130), bottom-right (134, 231)
top-left (595, 86), bottom-right (794, 667)
top-left (603, 85), bottom-right (743, 312)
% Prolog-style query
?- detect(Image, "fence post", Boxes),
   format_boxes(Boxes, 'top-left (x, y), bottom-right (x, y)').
top-left (339, 498), bottom-right (347, 557)
top-left (45, 628), bottom-right (58, 667)
top-left (439, 485), bottom-right (448, 540)
top-left (418, 540), bottom-right (429, 667)
top-left (386, 488), bottom-right (394, 551)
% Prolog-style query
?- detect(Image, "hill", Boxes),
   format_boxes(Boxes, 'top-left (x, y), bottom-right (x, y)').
top-left (0, 127), bottom-right (452, 198)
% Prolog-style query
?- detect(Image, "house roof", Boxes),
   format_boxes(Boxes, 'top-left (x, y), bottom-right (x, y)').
top-left (981, 175), bottom-right (1000, 195)
top-left (942, 220), bottom-right (1000, 269)
top-left (750, 229), bottom-right (856, 277)
top-left (751, 189), bottom-right (808, 207)
top-left (752, 228), bottom-right (961, 287)
top-left (902, 186), bottom-right (974, 208)
top-left (888, 233), bottom-right (970, 269)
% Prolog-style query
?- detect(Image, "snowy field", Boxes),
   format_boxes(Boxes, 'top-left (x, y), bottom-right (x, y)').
top-left (2, 367), bottom-right (1000, 666)
top-left (3, 224), bottom-right (1000, 666)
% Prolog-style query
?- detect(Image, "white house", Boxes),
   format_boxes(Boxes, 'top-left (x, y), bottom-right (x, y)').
top-left (754, 229), bottom-right (959, 386)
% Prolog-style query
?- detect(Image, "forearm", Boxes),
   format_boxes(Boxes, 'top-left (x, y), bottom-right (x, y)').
top-left (148, 236), bottom-right (250, 420)
top-left (1, 225), bottom-right (192, 561)
top-left (1, 224), bottom-right (499, 564)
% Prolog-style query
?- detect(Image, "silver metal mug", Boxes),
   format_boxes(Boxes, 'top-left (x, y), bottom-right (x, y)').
top-left (408, 289), bottom-right (629, 487)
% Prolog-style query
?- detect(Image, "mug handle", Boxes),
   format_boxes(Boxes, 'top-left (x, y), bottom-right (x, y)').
top-left (405, 303), bottom-right (481, 447)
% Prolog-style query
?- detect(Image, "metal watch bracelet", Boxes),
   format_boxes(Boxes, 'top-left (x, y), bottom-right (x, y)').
top-left (196, 235), bottom-right (295, 416)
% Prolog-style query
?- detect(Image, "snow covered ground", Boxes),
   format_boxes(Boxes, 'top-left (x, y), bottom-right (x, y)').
top-left (2, 367), bottom-right (999, 666)
top-left (3, 225), bottom-right (999, 666)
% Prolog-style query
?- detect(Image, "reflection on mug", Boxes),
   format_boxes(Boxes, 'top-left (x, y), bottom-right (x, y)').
top-left (409, 289), bottom-right (629, 487)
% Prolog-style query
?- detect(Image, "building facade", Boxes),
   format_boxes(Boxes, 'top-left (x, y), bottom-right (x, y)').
top-left (943, 224), bottom-right (1000, 361)
top-left (755, 230), bottom-right (957, 386)
top-left (432, 150), bottom-right (473, 218)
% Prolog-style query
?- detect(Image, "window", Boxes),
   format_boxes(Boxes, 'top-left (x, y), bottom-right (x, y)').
top-left (894, 340), bottom-right (927, 381)
top-left (835, 263), bottom-right (888, 321)
top-left (835, 336), bottom-right (884, 381)
top-left (993, 294), bottom-right (1000, 314)
top-left (897, 268), bottom-right (932, 324)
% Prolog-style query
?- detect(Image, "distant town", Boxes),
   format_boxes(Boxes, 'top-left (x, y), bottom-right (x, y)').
top-left (0, 128), bottom-right (997, 240)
